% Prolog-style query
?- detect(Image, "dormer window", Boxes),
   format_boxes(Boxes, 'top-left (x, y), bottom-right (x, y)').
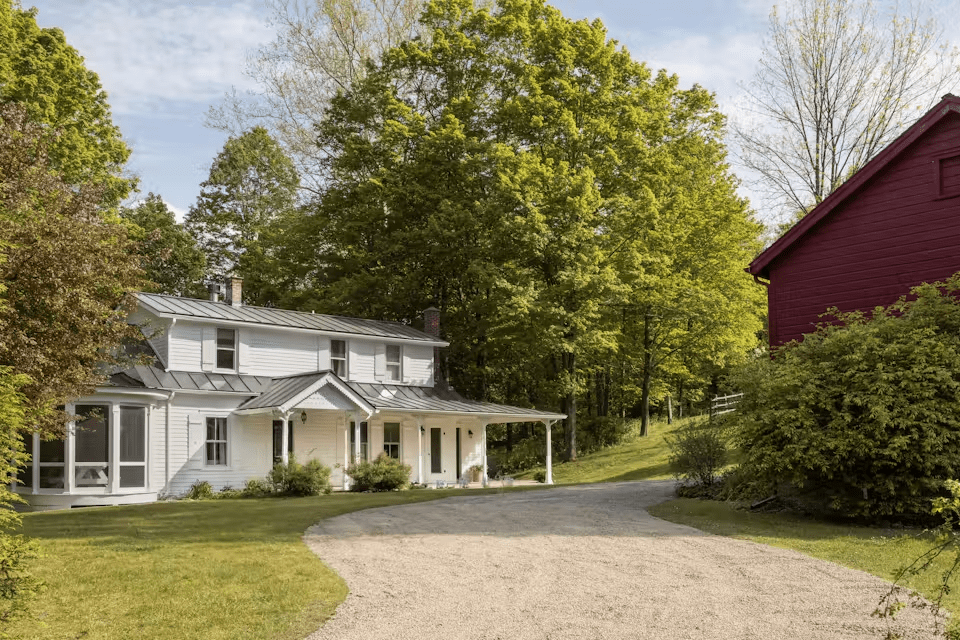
top-left (386, 345), bottom-right (402, 382)
top-left (331, 339), bottom-right (347, 377)
top-left (216, 328), bottom-right (236, 370)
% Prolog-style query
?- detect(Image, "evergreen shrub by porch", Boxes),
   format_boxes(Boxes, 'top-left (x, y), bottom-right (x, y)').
top-left (268, 457), bottom-right (332, 496)
top-left (347, 454), bottom-right (411, 492)
top-left (733, 275), bottom-right (960, 518)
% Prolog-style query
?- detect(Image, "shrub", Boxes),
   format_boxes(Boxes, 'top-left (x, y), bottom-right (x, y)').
top-left (242, 477), bottom-right (273, 498)
top-left (215, 487), bottom-right (242, 500)
top-left (666, 419), bottom-right (727, 487)
top-left (496, 437), bottom-right (545, 475)
top-left (268, 457), bottom-right (332, 496)
top-left (733, 275), bottom-right (960, 518)
top-left (185, 480), bottom-right (214, 500)
top-left (347, 453), bottom-right (411, 492)
top-left (532, 469), bottom-right (546, 483)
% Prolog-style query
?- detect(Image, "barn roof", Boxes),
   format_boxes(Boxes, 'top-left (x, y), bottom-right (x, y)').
top-left (749, 94), bottom-right (960, 279)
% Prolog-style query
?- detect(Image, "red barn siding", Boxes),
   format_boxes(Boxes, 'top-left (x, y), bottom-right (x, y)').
top-left (764, 110), bottom-right (960, 346)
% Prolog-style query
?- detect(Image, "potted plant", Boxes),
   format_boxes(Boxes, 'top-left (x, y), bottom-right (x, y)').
top-left (469, 464), bottom-right (482, 483)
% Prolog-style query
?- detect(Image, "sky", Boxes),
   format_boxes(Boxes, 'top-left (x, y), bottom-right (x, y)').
top-left (23, 0), bottom-right (960, 221)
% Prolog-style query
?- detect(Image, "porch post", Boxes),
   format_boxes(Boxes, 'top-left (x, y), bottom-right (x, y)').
top-left (281, 411), bottom-right (292, 466)
top-left (342, 414), bottom-right (350, 491)
top-left (353, 412), bottom-right (361, 462)
top-left (109, 404), bottom-right (120, 493)
top-left (416, 415), bottom-right (424, 484)
top-left (544, 419), bottom-right (555, 485)
top-left (481, 421), bottom-right (488, 488)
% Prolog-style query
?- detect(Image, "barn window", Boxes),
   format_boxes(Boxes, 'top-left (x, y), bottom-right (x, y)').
top-left (936, 153), bottom-right (960, 198)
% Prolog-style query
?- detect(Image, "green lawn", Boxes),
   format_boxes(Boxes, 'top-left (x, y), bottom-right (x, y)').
top-left (649, 498), bottom-right (959, 632)
top-left (11, 489), bottom-right (528, 640)
top-left (517, 416), bottom-right (688, 484)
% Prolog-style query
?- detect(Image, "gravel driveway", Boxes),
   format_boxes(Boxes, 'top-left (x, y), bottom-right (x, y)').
top-left (304, 481), bottom-right (939, 640)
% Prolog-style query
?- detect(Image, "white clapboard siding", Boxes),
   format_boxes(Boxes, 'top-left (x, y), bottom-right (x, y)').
top-left (349, 339), bottom-right (376, 382)
top-left (403, 344), bottom-right (434, 386)
top-left (317, 336), bottom-right (330, 371)
top-left (150, 403), bottom-right (167, 492)
top-left (402, 423), bottom-right (418, 479)
top-left (169, 321), bottom-right (203, 371)
top-left (244, 327), bottom-right (319, 377)
top-left (293, 412), bottom-right (339, 477)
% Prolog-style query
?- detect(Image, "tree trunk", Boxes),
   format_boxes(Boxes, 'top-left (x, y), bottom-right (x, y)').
top-left (506, 423), bottom-right (513, 453)
top-left (562, 350), bottom-right (577, 461)
top-left (640, 313), bottom-right (653, 437)
top-left (666, 394), bottom-right (673, 425)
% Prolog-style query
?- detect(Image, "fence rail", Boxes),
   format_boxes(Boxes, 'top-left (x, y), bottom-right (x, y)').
top-left (710, 392), bottom-right (743, 418)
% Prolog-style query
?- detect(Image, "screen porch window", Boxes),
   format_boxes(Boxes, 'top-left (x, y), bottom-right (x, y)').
top-left (75, 404), bottom-right (109, 488)
top-left (331, 340), bottom-right (347, 377)
top-left (350, 421), bottom-right (368, 461)
top-left (272, 420), bottom-right (294, 464)
top-left (216, 328), bottom-right (236, 370)
top-left (385, 345), bottom-right (401, 382)
top-left (206, 417), bottom-right (228, 466)
top-left (384, 422), bottom-right (401, 460)
top-left (119, 406), bottom-right (147, 488)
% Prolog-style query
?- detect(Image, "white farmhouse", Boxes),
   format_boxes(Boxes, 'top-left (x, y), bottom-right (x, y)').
top-left (17, 278), bottom-right (564, 510)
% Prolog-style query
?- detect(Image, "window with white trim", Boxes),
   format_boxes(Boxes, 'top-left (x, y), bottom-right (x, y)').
top-left (206, 417), bottom-right (228, 466)
top-left (216, 328), bottom-right (236, 370)
top-left (119, 406), bottom-right (147, 488)
top-left (385, 345), bottom-right (402, 382)
top-left (331, 339), bottom-right (347, 377)
top-left (383, 422), bottom-right (401, 460)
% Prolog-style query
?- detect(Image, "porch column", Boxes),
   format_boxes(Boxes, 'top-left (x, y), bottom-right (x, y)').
top-left (342, 414), bottom-right (350, 491)
top-left (353, 412), bottom-right (361, 462)
top-left (543, 419), bottom-right (556, 485)
top-left (281, 411), bottom-right (292, 466)
top-left (481, 421), bottom-right (488, 488)
top-left (109, 404), bottom-right (120, 493)
top-left (415, 415), bottom-right (424, 484)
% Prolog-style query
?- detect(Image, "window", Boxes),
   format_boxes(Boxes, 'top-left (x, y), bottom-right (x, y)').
top-left (75, 404), bottom-right (109, 488)
top-left (385, 345), bottom-right (402, 382)
top-left (206, 417), bottom-right (228, 466)
top-left (272, 420), bottom-right (294, 464)
top-left (119, 406), bottom-right (146, 488)
top-left (331, 339), bottom-right (347, 377)
top-left (350, 421), bottom-right (368, 461)
top-left (216, 328), bottom-right (236, 370)
top-left (384, 422), bottom-right (401, 460)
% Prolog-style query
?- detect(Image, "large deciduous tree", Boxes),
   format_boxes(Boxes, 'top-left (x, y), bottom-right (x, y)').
top-left (0, 0), bottom-right (133, 205)
top-left (206, 0), bottom-right (424, 193)
top-left (736, 0), bottom-right (960, 219)
top-left (185, 126), bottom-right (300, 302)
top-left (120, 194), bottom-right (207, 298)
top-left (0, 104), bottom-right (143, 437)
top-left (304, 0), bottom-right (762, 458)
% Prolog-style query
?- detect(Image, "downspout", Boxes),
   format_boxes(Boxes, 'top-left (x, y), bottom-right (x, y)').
top-left (165, 390), bottom-right (175, 497)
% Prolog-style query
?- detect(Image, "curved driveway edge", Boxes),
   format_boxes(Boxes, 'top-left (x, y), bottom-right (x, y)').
top-left (304, 481), bottom-right (939, 640)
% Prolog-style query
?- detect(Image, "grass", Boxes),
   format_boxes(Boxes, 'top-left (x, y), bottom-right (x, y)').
top-left (10, 488), bottom-right (535, 640)
top-left (649, 498), bottom-right (960, 632)
top-left (515, 416), bottom-right (691, 484)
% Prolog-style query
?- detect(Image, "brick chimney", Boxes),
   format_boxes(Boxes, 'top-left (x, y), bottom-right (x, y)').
top-left (224, 276), bottom-right (243, 307)
top-left (423, 307), bottom-right (442, 385)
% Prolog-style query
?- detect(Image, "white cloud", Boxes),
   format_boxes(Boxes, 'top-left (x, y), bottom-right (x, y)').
top-left (31, 1), bottom-right (274, 117)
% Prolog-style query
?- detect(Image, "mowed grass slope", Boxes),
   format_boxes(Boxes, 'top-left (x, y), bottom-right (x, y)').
top-left (12, 491), bottom-right (477, 640)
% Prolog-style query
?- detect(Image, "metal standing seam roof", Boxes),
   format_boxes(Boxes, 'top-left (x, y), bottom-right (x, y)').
top-left (346, 382), bottom-right (566, 419)
top-left (111, 365), bottom-right (274, 394)
top-left (135, 292), bottom-right (446, 344)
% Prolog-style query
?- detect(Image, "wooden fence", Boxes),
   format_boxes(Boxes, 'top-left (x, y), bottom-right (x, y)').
top-left (709, 392), bottom-right (743, 419)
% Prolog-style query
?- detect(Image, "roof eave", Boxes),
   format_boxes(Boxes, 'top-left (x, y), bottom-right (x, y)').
top-left (749, 96), bottom-right (960, 277)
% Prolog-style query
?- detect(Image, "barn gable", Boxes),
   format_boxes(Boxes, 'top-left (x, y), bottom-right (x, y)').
top-left (749, 95), bottom-right (960, 346)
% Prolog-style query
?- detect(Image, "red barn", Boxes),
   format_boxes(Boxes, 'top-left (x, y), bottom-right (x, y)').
top-left (748, 94), bottom-right (960, 347)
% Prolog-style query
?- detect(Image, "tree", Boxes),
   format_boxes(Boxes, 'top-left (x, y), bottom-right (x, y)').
top-left (0, 103), bottom-right (143, 437)
top-left (302, 0), bottom-right (762, 459)
top-left (736, 0), bottom-right (960, 219)
top-left (120, 194), bottom-right (207, 297)
top-left (184, 127), bottom-right (300, 301)
top-left (206, 0), bottom-right (424, 194)
top-left (0, 0), bottom-right (133, 205)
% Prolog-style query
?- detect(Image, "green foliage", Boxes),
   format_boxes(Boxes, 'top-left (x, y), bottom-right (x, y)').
top-left (0, 0), bottom-right (132, 205)
top-left (532, 469), bottom-right (546, 484)
top-left (496, 437), bottom-right (546, 476)
top-left (120, 194), bottom-right (206, 297)
top-left (268, 457), bottom-right (333, 496)
top-left (185, 481), bottom-right (214, 500)
top-left (0, 104), bottom-right (144, 437)
top-left (733, 274), bottom-right (960, 518)
top-left (667, 419), bottom-right (728, 487)
top-left (347, 453), bottom-right (411, 492)
top-left (185, 126), bottom-right (300, 299)
top-left (301, 0), bottom-right (763, 461)
top-left (241, 477), bottom-right (273, 498)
